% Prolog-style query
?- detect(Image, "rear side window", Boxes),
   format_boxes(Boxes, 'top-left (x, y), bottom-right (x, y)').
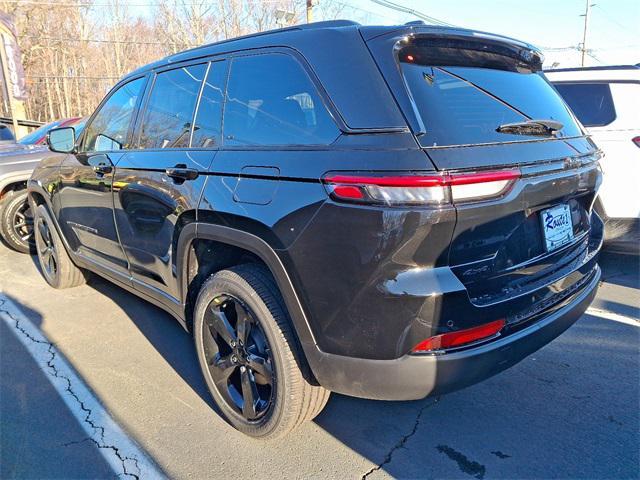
top-left (138, 64), bottom-right (207, 149)
top-left (191, 61), bottom-right (227, 148)
top-left (84, 77), bottom-right (145, 152)
top-left (224, 53), bottom-right (339, 146)
top-left (553, 83), bottom-right (616, 127)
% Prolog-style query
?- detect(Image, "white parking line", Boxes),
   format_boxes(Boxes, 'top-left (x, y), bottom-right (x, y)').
top-left (586, 307), bottom-right (640, 327)
top-left (0, 295), bottom-right (164, 480)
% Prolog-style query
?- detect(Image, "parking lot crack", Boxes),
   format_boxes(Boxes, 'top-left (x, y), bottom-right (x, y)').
top-left (0, 298), bottom-right (142, 480)
top-left (361, 397), bottom-right (440, 480)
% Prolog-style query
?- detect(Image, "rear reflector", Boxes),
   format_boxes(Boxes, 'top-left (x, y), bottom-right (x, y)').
top-left (412, 319), bottom-right (506, 353)
top-left (323, 169), bottom-right (519, 206)
top-left (633, 136), bottom-right (640, 148)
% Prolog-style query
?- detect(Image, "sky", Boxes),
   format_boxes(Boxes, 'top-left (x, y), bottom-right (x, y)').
top-left (330, 0), bottom-right (639, 67)
top-left (125, 0), bottom-right (639, 68)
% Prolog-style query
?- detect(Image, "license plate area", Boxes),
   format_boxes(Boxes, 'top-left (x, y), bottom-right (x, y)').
top-left (541, 203), bottom-right (574, 252)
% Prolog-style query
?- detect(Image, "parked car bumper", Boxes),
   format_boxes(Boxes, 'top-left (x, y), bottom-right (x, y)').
top-left (310, 264), bottom-right (600, 400)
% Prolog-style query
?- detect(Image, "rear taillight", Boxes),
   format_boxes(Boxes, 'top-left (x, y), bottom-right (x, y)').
top-left (412, 319), bottom-right (506, 353)
top-left (323, 169), bottom-right (520, 206)
top-left (632, 136), bottom-right (640, 148)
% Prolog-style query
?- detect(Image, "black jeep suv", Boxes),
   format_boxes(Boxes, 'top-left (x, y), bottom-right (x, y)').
top-left (29, 21), bottom-right (603, 438)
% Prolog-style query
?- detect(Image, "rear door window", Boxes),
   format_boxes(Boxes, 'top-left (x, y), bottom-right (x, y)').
top-left (138, 64), bottom-right (207, 149)
top-left (191, 60), bottom-right (227, 148)
top-left (552, 83), bottom-right (616, 127)
top-left (224, 53), bottom-right (339, 146)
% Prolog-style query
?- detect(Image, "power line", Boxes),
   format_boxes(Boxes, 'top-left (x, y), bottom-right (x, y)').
top-left (593, 4), bottom-right (639, 36)
top-left (330, 0), bottom-right (400, 22)
top-left (18, 34), bottom-right (194, 47)
top-left (1, 0), bottom-right (294, 6)
top-left (26, 74), bottom-right (120, 79)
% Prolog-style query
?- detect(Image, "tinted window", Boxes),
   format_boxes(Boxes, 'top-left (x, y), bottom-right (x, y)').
top-left (84, 77), bottom-right (144, 152)
top-left (553, 83), bottom-right (616, 127)
top-left (0, 125), bottom-right (15, 141)
top-left (138, 64), bottom-right (206, 149)
top-left (224, 53), bottom-right (339, 146)
top-left (191, 61), bottom-right (227, 148)
top-left (399, 48), bottom-right (583, 147)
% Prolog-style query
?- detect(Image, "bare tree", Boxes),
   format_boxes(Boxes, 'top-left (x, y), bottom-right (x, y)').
top-left (0, 0), bottom-right (349, 123)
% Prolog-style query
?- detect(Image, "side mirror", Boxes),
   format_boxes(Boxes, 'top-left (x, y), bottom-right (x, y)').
top-left (47, 127), bottom-right (76, 153)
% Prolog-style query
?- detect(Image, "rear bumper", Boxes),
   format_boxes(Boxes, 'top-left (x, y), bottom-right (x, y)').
top-left (311, 264), bottom-right (600, 400)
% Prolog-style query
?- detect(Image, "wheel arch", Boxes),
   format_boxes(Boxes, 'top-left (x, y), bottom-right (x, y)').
top-left (177, 222), bottom-right (319, 360)
top-left (0, 171), bottom-right (32, 200)
top-left (26, 181), bottom-right (74, 255)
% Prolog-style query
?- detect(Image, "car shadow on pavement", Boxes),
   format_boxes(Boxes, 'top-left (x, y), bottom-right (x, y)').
top-left (0, 294), bottom-right (118, 479)
top-left (85, 276), bottom-right (218, 412)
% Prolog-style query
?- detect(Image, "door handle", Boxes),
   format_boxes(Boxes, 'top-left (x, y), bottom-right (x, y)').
top-left (93, 164), bottom-right (113, 175)
top-left (165, 167), bottom-right (199, 182)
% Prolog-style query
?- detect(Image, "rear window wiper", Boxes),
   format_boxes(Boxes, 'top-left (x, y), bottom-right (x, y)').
top-left (496, 119), bottom-right (563, 136)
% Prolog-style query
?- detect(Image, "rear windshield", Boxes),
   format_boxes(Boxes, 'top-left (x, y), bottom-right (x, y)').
top-left (399, 39), bottom-right (583, 147)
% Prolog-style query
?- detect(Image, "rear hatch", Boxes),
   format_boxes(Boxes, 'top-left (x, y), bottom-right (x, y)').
top-left (364, 26), bottom-right (602, 319)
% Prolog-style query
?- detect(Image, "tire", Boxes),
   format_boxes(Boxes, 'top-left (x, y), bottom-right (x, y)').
top-left (0, 189), bottom-right (34, 253)
top-left (193, 263), bottom-right (330, 439)
top-left (33, 204), bottom-right (86, 289)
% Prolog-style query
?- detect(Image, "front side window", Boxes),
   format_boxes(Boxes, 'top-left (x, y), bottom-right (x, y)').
top-left (224, 53), bottom-right (339, 146)
top-left (84, 77), bottom-right (145, 152)
top-left (553, 83), bottom-right (616, 127)
top-left (138, 64), bottom-right (207, 149)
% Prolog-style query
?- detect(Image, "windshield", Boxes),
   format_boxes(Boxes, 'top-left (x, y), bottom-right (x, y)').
top-left (399, 41), bottom-right (583, 147)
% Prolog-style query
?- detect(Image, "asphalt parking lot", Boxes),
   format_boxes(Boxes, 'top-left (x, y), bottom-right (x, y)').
top-left (0, 247), bottom-right (638, 479)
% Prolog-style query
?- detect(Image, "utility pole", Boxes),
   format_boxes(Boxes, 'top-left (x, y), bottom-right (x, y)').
top-left (580, 1), bottom-right (594, 67)
top-left (306, 0), bottom-right (314, 24)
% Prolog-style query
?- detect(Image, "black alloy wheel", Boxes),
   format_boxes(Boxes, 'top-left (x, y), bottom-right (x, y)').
top-left (33, 204), bottom-right (86, 289)
top-left (12, 200), bottom-right (34, 247)
top-left (201, 294), bottom-right (274, 421)
top-left (35, 214), bottom-right (58, 278)
top-left (0, 189), bottom-right (35, 253)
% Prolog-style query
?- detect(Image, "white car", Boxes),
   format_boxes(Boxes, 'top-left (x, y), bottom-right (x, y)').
top-left (546, 65), bottom-right (640, 252)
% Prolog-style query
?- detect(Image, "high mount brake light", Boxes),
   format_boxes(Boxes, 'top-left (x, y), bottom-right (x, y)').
top-left (412, 319), bottom-right (506, 353)
top-left (322, 169), bottom-right (520, 205)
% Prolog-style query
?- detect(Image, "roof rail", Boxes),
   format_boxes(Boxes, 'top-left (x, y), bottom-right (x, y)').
top-left (168, 19), bottom-right (360, 60)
